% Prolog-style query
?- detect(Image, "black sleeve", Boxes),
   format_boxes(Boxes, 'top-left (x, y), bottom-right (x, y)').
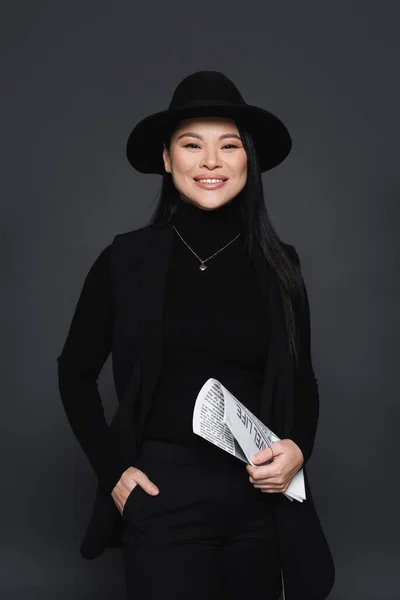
top-left (56, 244), bottom-right (130, 495)
top-left (286, 245), bottom-right (320, 466)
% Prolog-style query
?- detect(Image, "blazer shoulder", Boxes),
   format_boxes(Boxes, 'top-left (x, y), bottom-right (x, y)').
top-left (108, 223), bottom-right (168, 271)
top-left (110, 223), bottom-right (156, 253)
top-left (79, 225), bottom-right (154, 285)
top-left (113, 223), bottom-right (152, 243)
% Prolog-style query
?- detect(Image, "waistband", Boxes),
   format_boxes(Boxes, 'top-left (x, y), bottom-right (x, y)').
top-left (137, 439), bottom-right (245, 469)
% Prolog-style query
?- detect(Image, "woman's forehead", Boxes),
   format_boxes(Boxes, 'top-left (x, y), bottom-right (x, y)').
top-left (172, 116), bottom-right (239, 135)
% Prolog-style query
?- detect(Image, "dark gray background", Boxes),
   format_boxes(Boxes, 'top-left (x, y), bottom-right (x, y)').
top-left (1, 1), bottom-right (399, 598)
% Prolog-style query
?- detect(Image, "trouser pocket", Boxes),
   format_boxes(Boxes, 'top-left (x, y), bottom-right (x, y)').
top-left (122, 481), bottom-right (146, 519)
top-left (121, 454), bottom-right (153, 523)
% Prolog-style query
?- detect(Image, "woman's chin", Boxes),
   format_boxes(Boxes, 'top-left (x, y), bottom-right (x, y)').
top-left (180, 195), bottom-right (231, 211)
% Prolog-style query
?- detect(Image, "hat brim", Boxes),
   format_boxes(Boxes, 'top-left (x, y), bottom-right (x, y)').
top-left (126, 102), bottom-right (292, 174)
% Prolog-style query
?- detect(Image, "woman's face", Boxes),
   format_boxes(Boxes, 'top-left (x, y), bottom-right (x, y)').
top-left (162, 117), bottom-right (247, 210)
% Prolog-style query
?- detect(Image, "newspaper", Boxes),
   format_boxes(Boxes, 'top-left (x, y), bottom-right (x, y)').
top-left (192, 378), bottom-right (305, 502)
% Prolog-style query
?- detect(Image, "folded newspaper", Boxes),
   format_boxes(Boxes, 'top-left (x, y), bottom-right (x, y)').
top-left (192, 378), bottom-right (306, 502)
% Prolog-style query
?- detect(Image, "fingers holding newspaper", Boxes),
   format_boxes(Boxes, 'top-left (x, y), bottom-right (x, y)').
top-left (192, 378), bottom-right (306, 502)
top-left (246, 439), bottom-right (304, 494)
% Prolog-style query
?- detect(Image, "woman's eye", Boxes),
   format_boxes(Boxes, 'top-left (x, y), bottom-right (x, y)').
top-left (183, 143), bottom-right (238, 149)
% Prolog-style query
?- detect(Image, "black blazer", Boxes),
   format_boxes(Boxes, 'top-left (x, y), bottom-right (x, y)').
top-left (57, 220), bottom-right (335, 600)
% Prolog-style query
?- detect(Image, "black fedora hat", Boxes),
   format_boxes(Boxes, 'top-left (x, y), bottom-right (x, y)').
top-left (126, 70), bottom-right (292, 174)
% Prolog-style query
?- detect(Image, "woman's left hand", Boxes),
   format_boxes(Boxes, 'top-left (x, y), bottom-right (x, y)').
top-left (246, 439), bottom-right (304, 494)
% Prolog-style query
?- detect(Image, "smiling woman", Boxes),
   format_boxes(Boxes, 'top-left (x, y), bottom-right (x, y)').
top-left (57, 70), bottom-right (335, 600)
top-left (162, 117), bottom-right (248, 209)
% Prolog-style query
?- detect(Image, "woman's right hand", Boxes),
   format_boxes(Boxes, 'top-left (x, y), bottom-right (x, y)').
top-left (111, 466), bottom-right (159, 515)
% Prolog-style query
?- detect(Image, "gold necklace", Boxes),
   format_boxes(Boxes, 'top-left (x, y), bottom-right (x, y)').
top-left (172, 225), bottom-right (241, 271)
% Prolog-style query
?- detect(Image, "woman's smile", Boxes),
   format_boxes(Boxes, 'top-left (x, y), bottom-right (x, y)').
top-left (193, 178), bottom-right (229, 190)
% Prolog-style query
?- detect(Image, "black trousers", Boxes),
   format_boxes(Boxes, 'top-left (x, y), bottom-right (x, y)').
top-left (121, 439), bottom-right (282, 600)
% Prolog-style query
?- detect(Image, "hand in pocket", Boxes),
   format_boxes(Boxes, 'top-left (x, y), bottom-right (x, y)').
top-left (111, 466), bottom-right (159, 515)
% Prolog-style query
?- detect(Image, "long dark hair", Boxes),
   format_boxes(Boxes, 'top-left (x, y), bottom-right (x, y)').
top-left (145, 121), bottom-right (306, 373)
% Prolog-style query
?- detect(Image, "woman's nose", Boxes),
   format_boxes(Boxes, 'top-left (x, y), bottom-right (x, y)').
top-left (200, 149), bottom-right (222, 168)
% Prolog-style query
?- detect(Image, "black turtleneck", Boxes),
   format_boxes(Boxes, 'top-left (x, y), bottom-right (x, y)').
top-left (141, 197), bottom-right (271, 450)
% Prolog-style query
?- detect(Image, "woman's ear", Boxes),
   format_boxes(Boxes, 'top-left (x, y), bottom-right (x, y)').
top-left (163, 144), bottom-right (171, 174)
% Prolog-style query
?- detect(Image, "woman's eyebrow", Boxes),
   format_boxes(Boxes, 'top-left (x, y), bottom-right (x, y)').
top-left (177, 132), bottom-right (242, 141)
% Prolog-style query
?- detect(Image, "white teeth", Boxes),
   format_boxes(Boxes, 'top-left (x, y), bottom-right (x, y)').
top-left (197, 179), bottom-right (224, 183)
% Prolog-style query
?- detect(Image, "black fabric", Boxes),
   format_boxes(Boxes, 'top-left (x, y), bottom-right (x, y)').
top-left (57, 216), bottom-right (335, 599)
top-left (57, 244), bottom-right (129, 494)
top-left (55, 212), bottom-right (316, 495)
top-left (55, 205), bottom-right (315, 495)
top-left (141, 197), bottom-right (270, 449)
top-left (121, 439), bottom-right (281, 600)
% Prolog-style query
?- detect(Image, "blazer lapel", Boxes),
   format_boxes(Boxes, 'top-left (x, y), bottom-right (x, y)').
top-left (250, 242), bottom-right (279, 430)
top-left (135, 222), bottom-right (174, 439)
top-left (250, 241), bottom-right (294, 440)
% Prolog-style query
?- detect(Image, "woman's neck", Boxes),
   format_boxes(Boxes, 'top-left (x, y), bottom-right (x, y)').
top-left (171, 196), bottom-right (243, 257)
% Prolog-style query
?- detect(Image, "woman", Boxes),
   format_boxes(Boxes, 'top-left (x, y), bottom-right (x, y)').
top-left (57, 71), bottom-right (335, 600)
